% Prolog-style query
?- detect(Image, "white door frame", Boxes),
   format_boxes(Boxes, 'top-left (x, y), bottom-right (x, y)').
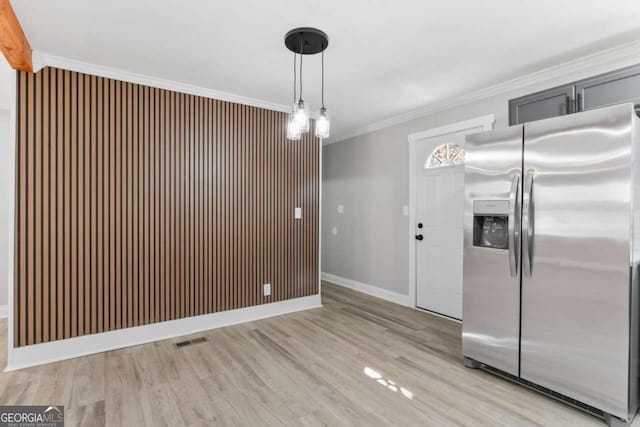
top-left (407, 114), bottom-right (495, 312)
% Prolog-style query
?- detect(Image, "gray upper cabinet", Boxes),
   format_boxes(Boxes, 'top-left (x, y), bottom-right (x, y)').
top-left (576, 65), bottom-right (640, 112)
top-left (509, 85), bottom-right (574, 126)
top-left (509, 64), bottom-right (640, 125)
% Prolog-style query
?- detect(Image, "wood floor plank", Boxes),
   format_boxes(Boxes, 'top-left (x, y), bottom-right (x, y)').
top-left (138, 382), bottom-right (185, 427)
top-left (104, 350), bottom-right (145, 427)
top-left (69, 352), bottom-right (105, 409)
top-left (66, 401), bottom-right (105, 427)
top-left (0, 283), bottom-right (614, 426)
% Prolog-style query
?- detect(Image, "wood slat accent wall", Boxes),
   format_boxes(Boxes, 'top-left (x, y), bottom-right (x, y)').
top-left (14, 67), bottom-right (319, 347)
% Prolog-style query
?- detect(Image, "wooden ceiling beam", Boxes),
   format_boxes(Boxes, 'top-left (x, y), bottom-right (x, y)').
top-left (0, 0), bottom-right (32, 72)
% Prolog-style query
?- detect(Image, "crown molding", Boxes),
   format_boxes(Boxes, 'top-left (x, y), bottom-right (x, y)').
top-left (326, 39), bottom-right (640, 144)
top-left (31, 50), bottom-right (291, 113)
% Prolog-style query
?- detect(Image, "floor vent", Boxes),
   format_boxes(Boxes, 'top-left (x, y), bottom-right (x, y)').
top-left (175, 336), bottom-right (208, 348)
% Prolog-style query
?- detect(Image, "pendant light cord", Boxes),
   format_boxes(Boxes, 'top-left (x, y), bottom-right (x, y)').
top-left (293, 52), bottom-right (297, 105)
top-left (321, 43), bottom-right (325, 109)
top-left (299, 36), bottom-right (303, 101)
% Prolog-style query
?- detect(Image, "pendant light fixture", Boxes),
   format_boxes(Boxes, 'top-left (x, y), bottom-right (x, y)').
top-left (293, 44), bottom-right (310, 133)
top-left (284, 27), bottom-right (330, 140)
top-left (286, 53), bottom-right (301, 140)
top-left (315, 42), bottom-right (330, 139)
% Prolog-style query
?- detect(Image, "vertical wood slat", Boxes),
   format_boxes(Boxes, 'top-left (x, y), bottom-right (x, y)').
top-left (77, 72), bottom-right (84, 338)
top-left (81, 74), bottom-right (88, 336)
top-left (43, 69), bottom-right (51, 343)
top-left (70, 71), bottom-right (77, 339)
top-left (89, 75), bottom-right (97, 334)
top-left (14, 66), bottom-right (319, 347)
top-left (17, 70), bottom-right (26, 346)
top-left (107, 78), bottom-right (113, 329)
top-left (34, 70), bottom-right (42, 344)
top-left (56, 69), bottom-right (64, 341)
top-left (26, 71), bottom-right (34, 345)
top-left (96, 76), bottom-right (103, 333)
top-left (126, 82), bottom-right (132, 328)
top-left (132, 84), bottom-right (139, 327)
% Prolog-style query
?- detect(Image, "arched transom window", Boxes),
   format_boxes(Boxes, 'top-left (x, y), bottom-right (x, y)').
top-left (425, 143), bottom-right (465, 169)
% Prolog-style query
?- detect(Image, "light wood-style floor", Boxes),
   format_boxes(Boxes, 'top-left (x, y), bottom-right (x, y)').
top-left (0, 282), bottom-right (621, 426)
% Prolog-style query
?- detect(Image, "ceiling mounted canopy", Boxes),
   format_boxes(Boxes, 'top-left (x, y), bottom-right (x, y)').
top-left (285, 27), bottom-right (331, 140)
top-left (284, 27), bottom-right (329, 55)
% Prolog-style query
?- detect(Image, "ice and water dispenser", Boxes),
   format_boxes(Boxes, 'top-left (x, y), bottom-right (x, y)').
top-left (472, 200), bottom-right (509, 250)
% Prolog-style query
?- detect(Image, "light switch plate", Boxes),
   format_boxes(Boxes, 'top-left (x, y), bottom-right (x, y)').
top-left (403, 205), bottom-right (409, 216)
top-left (263, 283), bottom-right (271, 296)
top-left (294, 207), bottom-right (302, 219)
top-left (337, 204), bottom-right (344, 214)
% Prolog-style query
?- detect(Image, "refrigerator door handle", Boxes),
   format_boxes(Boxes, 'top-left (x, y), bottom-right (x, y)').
top-left (508, 174), bottom-right (520, 277)
top-left (523, 169), bottom-right (535, 276)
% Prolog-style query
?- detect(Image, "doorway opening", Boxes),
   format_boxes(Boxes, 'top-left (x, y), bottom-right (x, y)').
top-left (407, 115), bottom-right (494, 320)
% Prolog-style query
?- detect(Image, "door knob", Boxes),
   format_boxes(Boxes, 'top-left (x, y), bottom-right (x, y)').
top-left (415, 234), bottom-right (424, 241)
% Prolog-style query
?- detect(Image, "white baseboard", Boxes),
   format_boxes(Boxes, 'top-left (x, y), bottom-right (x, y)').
top-left (6, 294), bottom-right (321, 371)
top-left (321, 272), bottom-right (410, 307)
top-left (0, 305), bottom-right (7, 319)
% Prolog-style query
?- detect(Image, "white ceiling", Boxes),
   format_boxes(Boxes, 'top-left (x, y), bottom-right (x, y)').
top-left (8, 0), bottom-right (640, 139)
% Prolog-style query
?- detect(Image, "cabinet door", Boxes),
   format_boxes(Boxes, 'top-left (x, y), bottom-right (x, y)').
top-left (509, 85), bottom-right (574, 125)
top-left (576, 64), bottom-right (640, 113)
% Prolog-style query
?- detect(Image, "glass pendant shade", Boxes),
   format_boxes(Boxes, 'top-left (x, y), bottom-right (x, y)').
top-left (287, 112), bottom-right (301, 140)
top-left (293, 100), bottom-right (310, 133)
top-left (315, 107), bottom-right (330, 139)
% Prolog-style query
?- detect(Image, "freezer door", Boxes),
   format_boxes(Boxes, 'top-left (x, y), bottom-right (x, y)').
top-left (463, 126), bottom-right (523, 376)
top-left (520, 104), bottom-right (634, 418)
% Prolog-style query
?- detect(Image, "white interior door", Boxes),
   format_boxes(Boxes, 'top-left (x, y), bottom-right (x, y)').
top-left (414, 135), bottom-right (466, 319)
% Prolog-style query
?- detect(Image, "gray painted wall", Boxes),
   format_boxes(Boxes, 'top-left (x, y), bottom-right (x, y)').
top-left (322, 56), bottom-right (638, 298)
top-left (0, 109), bottom-right (9, 307)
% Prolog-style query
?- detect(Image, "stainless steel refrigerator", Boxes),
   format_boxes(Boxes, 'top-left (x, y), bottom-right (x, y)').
top-left (462, 103), bottom-right (640, 426)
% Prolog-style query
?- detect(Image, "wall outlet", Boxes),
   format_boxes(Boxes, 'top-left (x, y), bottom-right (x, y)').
top-left (337, 204), bottom-right (344, 214)
top-left (263, 283), bottom-right (271, 296)
top-left (403, 205), bottom-right (409, 216)
top-left (295, 207), bottom-right (302, 219)
top-left (332, 226), bottom-right (338, 235)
